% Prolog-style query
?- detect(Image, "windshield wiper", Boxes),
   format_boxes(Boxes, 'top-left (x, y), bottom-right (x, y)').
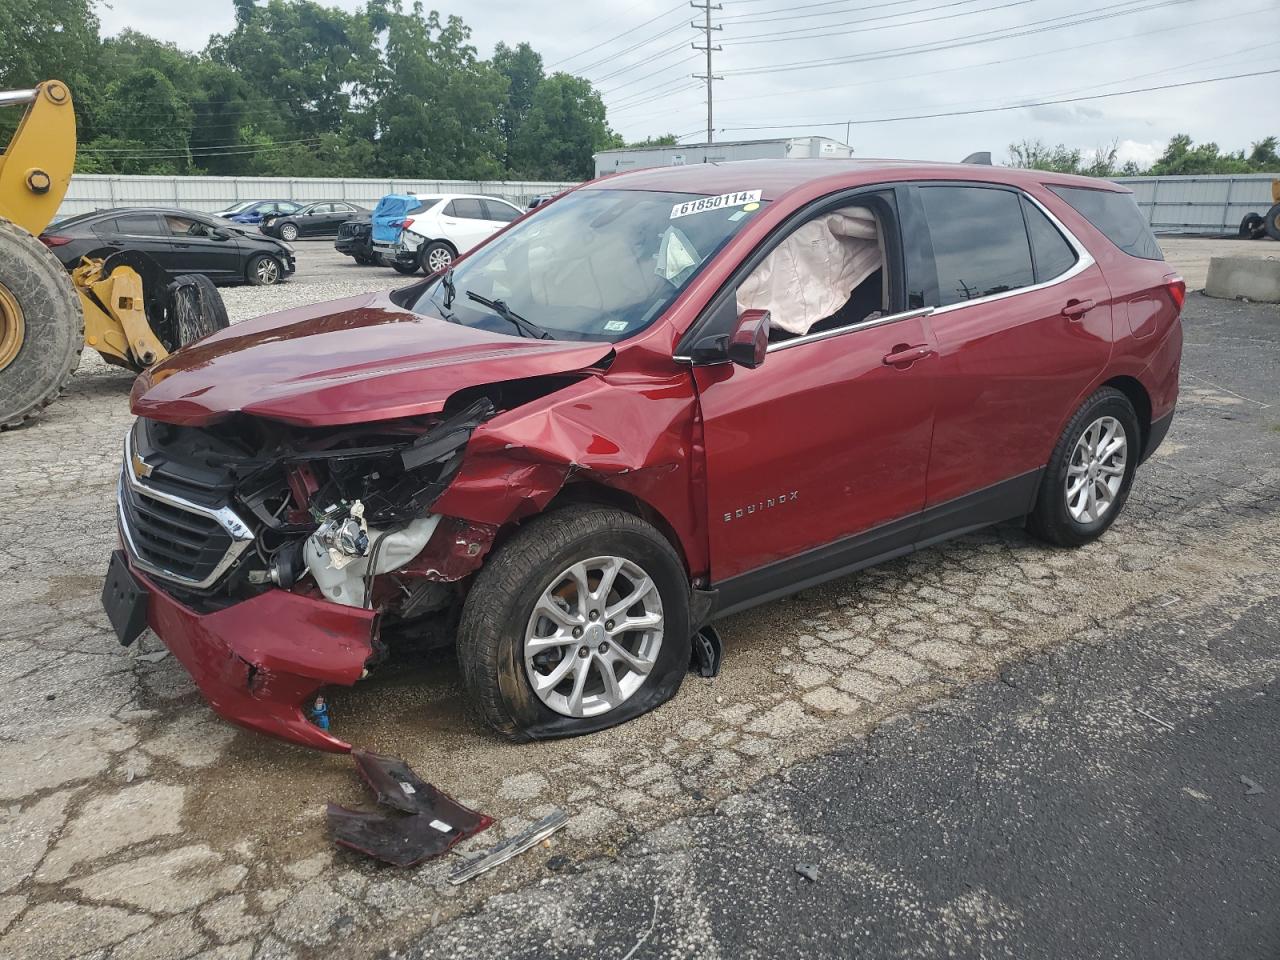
top-left (440, 267), bottom-right (456, 309)
top-left (465, 291), bottom-right (553, 340)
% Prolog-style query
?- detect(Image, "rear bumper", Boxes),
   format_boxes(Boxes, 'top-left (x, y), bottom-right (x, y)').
top-left (136, 563), bottom-right (376, 752)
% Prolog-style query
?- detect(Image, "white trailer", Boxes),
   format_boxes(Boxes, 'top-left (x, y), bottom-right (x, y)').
top-left (593, 137), bottom-right (854, 179)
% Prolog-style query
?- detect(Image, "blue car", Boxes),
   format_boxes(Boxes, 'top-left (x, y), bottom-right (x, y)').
top-left (216, 199), bottom-right (302, 227)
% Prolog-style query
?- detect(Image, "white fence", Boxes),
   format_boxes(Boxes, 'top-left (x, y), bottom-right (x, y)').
top-left (1113, 174), bottom-right (1278, 235)
top-left (58, 174), bottom-right (581, 218)
top-left (58, 172), bottom-right (1279, 236)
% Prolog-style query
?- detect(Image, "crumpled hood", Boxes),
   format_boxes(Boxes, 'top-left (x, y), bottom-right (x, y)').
top-left (130, 291), bottom-right (612, 427)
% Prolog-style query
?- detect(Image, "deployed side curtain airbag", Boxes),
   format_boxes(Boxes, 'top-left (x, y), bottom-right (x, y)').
top-left (736, 207), bottom-right (882, 336)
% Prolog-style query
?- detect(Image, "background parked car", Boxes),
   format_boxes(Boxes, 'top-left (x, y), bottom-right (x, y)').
top-left (371, 192), bottom-right (523, 275)
top-left (334, 217), bottom-right (380, 265)
top-left (261, 201), bottom-right (370, 241)
top-left (215, 199), bottom-right (302, 227)
top-left (41, 207), bottom-right (296, 285)
top-left (527, 193), bottom-right (560, 209)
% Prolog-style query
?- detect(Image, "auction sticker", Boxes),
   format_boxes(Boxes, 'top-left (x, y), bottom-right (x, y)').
top-left (671, 190), bottom-right (762, 220)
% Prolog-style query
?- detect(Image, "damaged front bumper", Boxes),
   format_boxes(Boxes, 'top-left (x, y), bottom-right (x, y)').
top-left (123, 554), bottom-right (376, 752)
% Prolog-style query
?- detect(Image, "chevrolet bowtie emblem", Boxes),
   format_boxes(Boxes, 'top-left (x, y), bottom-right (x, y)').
top-left (130, 449), bottom-right (155, 479)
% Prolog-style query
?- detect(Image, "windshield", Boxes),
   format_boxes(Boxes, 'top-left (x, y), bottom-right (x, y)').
top-left (220, 201), bottom-right (254, 214)
top-left (407, 188), bottom-right (766, 342)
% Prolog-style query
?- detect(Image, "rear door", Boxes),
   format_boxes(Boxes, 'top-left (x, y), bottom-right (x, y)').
top-left (908, 182), bottom-right (1113, 512)
top-left (441, 198), bottom-right (492, 252)
top-left (481, 199), bottom-right (522, 231)
top-left (100, 213), bottom-right (177, 269)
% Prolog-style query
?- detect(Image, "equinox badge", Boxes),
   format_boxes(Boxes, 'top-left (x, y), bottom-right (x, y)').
top-left (724, 491), bottom-right (798, 523)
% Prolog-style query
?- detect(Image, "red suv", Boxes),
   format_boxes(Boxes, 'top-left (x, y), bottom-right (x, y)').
top-left (103, 160), bottom-right (1183, 751)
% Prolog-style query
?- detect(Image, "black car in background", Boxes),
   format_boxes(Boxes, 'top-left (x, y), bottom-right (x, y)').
top-left (41, 207), bottom-right (296, 285)
top-left (334, 217), bottom-right (379, 265)
top-left (261, 201), bottom-right (370, 241)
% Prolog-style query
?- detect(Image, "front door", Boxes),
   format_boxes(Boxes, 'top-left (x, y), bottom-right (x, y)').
top-left (692, 192), bottom-right (937, 585)
top-left (160, 214), bottom-right (241, 279)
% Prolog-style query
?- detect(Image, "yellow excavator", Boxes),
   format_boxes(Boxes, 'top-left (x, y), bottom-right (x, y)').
top-left (0, 79), bottom-right (225, 428)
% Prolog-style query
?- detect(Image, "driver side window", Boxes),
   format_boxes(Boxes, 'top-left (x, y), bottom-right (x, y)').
top-left (736, 196), bottom-right (894, 344)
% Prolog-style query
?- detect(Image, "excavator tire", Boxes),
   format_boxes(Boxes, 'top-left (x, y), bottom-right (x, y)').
top-left (167, 273), bottom-right (229, 349)
top-left (0, 217), bottom-right (83, 430)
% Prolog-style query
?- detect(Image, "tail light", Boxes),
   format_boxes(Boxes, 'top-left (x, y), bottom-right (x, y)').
top-left (40, 235), bottom-right (71, 247)
top-left (401, 218), bottom-right (415, 230)
top-left (1166, 275), bottom-right (1186, 310)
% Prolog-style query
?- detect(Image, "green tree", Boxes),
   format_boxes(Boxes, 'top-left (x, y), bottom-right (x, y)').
top-left (374, 4), bottom-right (507, 179)
top-left (514, 73), bottom-right (619, 179)
top-left (493, 41), bottom-right (544, 172)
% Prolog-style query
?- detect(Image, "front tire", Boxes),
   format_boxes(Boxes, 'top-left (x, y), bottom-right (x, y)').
top-left (279, 222), bottom-right (299, 242)
top-left (457, 505), bottom-right (691, 741)
top-left (1028, 387), bottom-right (1140, 547)
top-left (1265, 202), bottom-right (1280, 242)
top-left (246, 254), bottom-right (282, 286)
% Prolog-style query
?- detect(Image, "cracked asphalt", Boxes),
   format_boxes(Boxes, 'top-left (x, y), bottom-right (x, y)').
top-left (0, 238), bottom-right (1277, 960)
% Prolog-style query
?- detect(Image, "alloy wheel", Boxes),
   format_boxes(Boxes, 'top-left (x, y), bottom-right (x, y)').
top-left (280, 224), bottom-right (298, 241)
top-left (523, 555), bottom-right (665, 718)
top-left (255, 258), bottom-right (280, 284)
top-left (426, 247), bottom-right (452, 273)
top-left (1065, 415), bottom-right (1128, 523)
top-left (0, 281), bottom-right (25, 373)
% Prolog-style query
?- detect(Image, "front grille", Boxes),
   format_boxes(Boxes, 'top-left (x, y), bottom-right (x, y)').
top-left (118, 427), bottom-right (255, 591)
top-left (120, 477), bottom-right (234, 584)
top-left (338, 221), bottom-right (368, 240)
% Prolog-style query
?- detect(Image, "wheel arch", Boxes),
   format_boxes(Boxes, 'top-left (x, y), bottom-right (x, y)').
top-left (1101, 374), bottom-right (1152, 453)
top-left (532, 481), bottom-right (693, 577)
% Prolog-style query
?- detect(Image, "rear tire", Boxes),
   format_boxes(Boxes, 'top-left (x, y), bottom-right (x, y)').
top-left (246, 254), bottom-right (283, 286)
top-left (0, 218), bottom-right (83, 430)
top-left (1028, 387), bottom-right (1140, 547)
top-left (457, 505), bottom-right (691, 742)
top-left (167, 274), bottom-right (229, 349)
top-left (390, 259), bottom-right (420, 275)
top-left (1240, 212), bottom-right (1265, 239)
top-left (420, 241), bottom-right (455, 275)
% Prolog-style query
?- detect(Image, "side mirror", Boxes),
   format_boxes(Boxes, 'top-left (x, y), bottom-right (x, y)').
top-left (211, 229), bottom-right (230, 241)
top-left (727, 308), bottom-right (770, 369)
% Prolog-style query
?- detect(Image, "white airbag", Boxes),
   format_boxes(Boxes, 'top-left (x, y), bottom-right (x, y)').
top-left (736, 207), bottom-right (882, 336)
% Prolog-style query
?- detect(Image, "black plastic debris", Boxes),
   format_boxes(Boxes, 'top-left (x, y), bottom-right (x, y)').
top-left (691, 624), bottom-right (724, 679)
top-left (327, 749), bottom-right (493, 867)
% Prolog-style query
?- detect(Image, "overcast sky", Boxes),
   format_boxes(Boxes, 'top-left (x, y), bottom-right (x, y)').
top-left (98, 0), bottom-right (1280, 165)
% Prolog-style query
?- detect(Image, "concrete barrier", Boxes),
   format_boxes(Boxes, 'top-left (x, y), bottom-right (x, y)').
top-left (1204, 256), bottom-right (1280, 303)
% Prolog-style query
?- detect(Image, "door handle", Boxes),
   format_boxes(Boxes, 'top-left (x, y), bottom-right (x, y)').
top-left (882, 344), bottom-right (934, 367)
top-left (1062, 298), bottom-right (1095, 320)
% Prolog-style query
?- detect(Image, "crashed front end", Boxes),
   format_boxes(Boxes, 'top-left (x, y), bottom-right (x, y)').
top-left (108, 400), bottom-right (496, 752)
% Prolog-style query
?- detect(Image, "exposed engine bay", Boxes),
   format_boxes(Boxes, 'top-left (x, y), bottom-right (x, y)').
top-left (122, 394), bottom-right (501, 633)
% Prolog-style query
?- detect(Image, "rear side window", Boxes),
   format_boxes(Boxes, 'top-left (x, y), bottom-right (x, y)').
top-left (920, 186), bottom-right (1034, 306)
top-left (1048, 185), bottom-right (1162, 261)
top-left (410, 197), bottom-right (442, 215)
top-left (1021, 198), bottom-right (1078, 283)
top-left (482, 200), bottom-right (520, 223)
top-left (447, 198), bottom-right (486, 220)
top-left (112, 214), bottom-right (165, 236)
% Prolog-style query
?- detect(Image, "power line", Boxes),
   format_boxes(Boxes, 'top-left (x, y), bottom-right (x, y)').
top-left (723, 0), bottom-right (1040, 45)
top-left (723, 0), bottom-right (988, 27)
top-left (717, 68), bottom-right (1280, 131)
top-left (719, 0), bottom-right (1194, 76)
top-left (691, 1), bottom-right (724, 144)
top-left (547, 1), bottom-right (688, 68)
top-left (85, 137), bottom-right (324, 156)
top-left (706, 3), bottom-right (1269, 106)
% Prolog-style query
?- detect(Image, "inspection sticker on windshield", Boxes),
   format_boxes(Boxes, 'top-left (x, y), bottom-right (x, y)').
top-left (670, 190), bottom-right (761, 220)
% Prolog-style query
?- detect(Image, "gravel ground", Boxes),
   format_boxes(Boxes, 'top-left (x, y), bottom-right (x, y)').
top-left (0, 236), bottom-right (1276, 960)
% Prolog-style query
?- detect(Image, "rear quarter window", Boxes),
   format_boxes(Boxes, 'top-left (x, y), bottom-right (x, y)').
top-left (1048, 185), bottom-right (1163, 261)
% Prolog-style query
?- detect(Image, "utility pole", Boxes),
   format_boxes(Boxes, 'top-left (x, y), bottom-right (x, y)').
top-left (691, 1), bottom-right (722, 144)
